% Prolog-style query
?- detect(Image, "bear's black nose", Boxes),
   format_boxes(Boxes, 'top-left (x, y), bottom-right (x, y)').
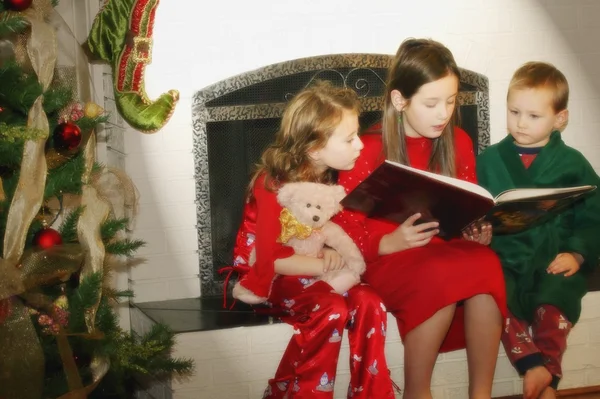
top-left (313, 215), bottom-right (320, 222)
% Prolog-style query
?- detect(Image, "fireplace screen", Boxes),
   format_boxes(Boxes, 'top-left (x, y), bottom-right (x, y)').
top-left (192, 54), bottom-right (490, 297)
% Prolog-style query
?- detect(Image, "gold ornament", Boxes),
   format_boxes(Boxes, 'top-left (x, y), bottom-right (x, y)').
top-left (84, 102), bottom-right (104, 119)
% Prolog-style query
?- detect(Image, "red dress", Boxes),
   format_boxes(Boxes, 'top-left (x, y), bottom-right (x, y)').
top-left (334, 127), bottom-right (507, 352)
top-left (233, 175), bottom-right (394, 398)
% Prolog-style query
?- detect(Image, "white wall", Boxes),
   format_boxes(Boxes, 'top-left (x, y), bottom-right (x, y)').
top-left (123, 0), bottom-right (600, 302)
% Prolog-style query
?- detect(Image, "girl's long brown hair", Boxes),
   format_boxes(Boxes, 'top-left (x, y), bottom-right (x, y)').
top-left (383, 38), bottom-right (461, 177)
top-left (248, 81), bottom-right (360, 194)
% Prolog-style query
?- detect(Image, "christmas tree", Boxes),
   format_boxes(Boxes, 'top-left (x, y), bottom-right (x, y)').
top-left (0, 0), bottom-right (193, 398)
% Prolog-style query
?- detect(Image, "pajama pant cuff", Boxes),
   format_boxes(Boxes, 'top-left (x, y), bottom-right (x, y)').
top-left (515, 353), bottom-right (545, 375)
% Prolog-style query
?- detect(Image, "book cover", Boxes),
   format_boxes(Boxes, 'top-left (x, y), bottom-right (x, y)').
top-left (341, 160), bottom-right (595, 238)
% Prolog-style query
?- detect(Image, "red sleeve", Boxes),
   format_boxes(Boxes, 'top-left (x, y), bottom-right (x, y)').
top-left (333, 134), bottom-right (388, 263)
top-left (240, 175), bottom-right (294, 298)
top-left (454, 127), bottom-right (477, 183)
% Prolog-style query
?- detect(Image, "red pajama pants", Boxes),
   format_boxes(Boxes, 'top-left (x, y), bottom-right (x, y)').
top-left (262, 277), bottom-right (394, 399)
top-left (501, 305), bottom-right (572, 389)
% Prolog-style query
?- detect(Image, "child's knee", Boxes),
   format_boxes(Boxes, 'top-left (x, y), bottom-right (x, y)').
top-left (319, 292), bottom-right (349, 322)
top-left (348, 285), bottom-right (386, 314)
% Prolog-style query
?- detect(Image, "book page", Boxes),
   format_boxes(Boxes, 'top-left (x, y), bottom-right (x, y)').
top-left (385, 160), bottom-right (494, 200)
top-left (495, 185), bottom-right (596, 203)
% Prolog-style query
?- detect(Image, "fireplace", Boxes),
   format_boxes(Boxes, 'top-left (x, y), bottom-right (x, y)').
top-left (191, 54), bottom-right (490, 297)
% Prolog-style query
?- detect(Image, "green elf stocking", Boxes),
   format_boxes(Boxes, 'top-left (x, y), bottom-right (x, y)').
top-left (85, 0), bottom-right (178, 133)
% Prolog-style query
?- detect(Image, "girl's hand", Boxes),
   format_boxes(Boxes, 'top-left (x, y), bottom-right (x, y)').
top-left (547, 253), bottom-right (581, 277)
top-left (381, 213), bottom-right (439, 254)
top-left (462, 221), bottom-right (492, 245)
top-left (318, 248), bottom-right (346, 272)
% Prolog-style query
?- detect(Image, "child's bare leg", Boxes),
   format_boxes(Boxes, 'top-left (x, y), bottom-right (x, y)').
top-left (523, 366), bottom-right (552, 399)
top-left (539, 386), bottom-right (557, 399)
top-left (464, 294), bottom-right (502, 399)
top-left (402, 303), bottom-right (456, 399)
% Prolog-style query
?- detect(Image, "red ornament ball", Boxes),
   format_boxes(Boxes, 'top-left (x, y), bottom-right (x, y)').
top-left (3, 0), bottom-right (33, 11)
top-left (33, 227), bottom-right (63, 249)
top-left (53, 122), bottom-right (82, 152)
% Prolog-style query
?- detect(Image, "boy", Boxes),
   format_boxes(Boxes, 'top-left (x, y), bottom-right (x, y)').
top-left (477, 62), bottom-right (600, 399)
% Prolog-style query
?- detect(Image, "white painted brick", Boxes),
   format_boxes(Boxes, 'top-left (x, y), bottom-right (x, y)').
top-left (131, 228), bottom-right (166, 256)
top-left (131, 280), bottom-right (169, 302)
top-left (130, 252), bottom-right (200, 280)
top-left (586, 368), bottom-right (600, 386)
top-left (581, 99), bottom-right (600, 125)
top-left (431, 360), bottom-right (469, 386)
top-left (249, 322), bottom-right (293, 354)
top-left (135, 202), bottom-right (197, 230)
top-left (174, 328), bottom-right (250, 361)
top-left (589, 320), bottom-right (600, 344)
top-left (174, 383), bottom-right (250, 399)
top-left (583, 293), bottom-right (600, 315)
top-left (166, 227), bottom-right (199, 253)
top-left (562, 344), bottom-right (600, 371)
top-left (115, 1), bottom-right (600, 394)
top-left (168, 277), bottom-right (201, 299)
top-left (212, 352), bottom-right (282, 384)
top-left (106, 148), bottom-right (125, 170)
top-left (559, 369), bottom-right (587, 389)
top-left (447, 8), bottom-right (511, 35)
top-left (332, 372), bottom-right (351, 399)
top-left (567, 321), bottom-right (590, 346)
top-left (543, 6), bottom-right (579, 30)
top-left (491, 380), bottom-right (518, 398)
top-left (130, 178), bottom-right (165, 205)
top-left (171, 360), bottom-right (212, 390)
top-left (445, 384), bottom-right (470, 399)
top-left (384, 341), bottom-right (406, 368)
top-left (249, 381), bottom-right (268, 399)
top-left (126, 150), bottom-right (194, 179)
top-left (125, 128), bottom-right (164, 155)
top-left (163, 178), bottom-right (198, 204)
top-left (443, 348), bottom-right (467, 361)
top-left (494, 356), bottom-right (520, 380)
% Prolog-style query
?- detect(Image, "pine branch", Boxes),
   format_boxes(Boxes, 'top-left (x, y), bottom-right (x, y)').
top-left (51, 0), bottom-right (60, 7)
top-left (0, 123), bottom-right (45, 142)
top-left (44, 151), bottom-right (85, 199)
top-left (75, 114), bottom-right (110, 134)
top-left (0, 61), bottom-right (43, 115)
top-left (0, 137), bottom-right (25, 168)
top-left (100, 218), bottom-right (130, 241)
top-left (43, 85), bottom-right (73, 115)
top-left (58, 206), bottom-right (84, 242)
top-left (105, 239), bottom-right (145, 257)
top-left (67, 272), bottom-right (103, 332)
top-left (0, 12), bottom-right (28, 37)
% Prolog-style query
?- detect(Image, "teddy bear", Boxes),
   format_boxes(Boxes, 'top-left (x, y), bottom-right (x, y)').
top-left (232, 182), bottom-right (366, 304)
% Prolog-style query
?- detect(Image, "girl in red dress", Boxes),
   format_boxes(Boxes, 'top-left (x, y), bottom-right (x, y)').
top-left (231, 82), bottom-right (394, 398)
top-left (334, 39), bottom-right (507, 399)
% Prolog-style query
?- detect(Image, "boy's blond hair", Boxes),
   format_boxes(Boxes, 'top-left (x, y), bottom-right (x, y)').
top-left (508, 62), bottom-right (569, 113)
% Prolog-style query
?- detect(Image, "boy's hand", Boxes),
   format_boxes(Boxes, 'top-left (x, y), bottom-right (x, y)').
top-left (318, 248), bottom-right (346, 272)
top-left (462, 221), bottom-right (492, 245)
top-left (547, 253), bottom-right (581, 277)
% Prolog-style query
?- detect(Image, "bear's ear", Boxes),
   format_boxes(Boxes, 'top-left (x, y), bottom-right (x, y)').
top-left (331, 185), bottom-right (347, 207)
top-left (277, 183), bottom-right (297, 206)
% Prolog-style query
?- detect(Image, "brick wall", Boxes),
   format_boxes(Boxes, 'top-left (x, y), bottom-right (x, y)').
top-left (171, 292), bottom-right (600, 398)
top-left (78, 0), bottom-right (600, 395)
top-left (123, 0), bottom-right (600, 302)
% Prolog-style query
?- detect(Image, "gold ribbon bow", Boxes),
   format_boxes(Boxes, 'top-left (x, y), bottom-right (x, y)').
top-left (278, 208), bottom-right (317, 244)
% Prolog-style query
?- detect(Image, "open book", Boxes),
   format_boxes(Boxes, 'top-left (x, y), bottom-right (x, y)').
top-left (340, 160), bottom-right (596, 238)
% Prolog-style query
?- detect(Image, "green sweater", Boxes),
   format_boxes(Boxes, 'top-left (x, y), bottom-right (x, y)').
top-left (477, 132), bottom-right (600, 324)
